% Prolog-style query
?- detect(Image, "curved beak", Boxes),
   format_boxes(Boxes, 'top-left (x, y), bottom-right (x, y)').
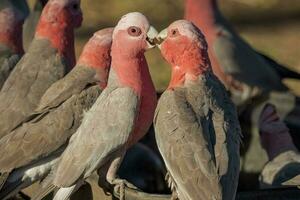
top-left (156, 28), bottom-right (167, 49)
top-left (146, 26), bottom-right (158, 49)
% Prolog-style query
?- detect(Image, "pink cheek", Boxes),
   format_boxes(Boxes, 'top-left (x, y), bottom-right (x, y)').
top-left (161, 40), bottom-right (176, 64)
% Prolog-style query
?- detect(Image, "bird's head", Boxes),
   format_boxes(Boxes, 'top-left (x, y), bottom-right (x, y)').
top-left (40, 0), bottom-right (82, 29)
top-left (112, 12), bottom-right (157, 58)
top-left (78, 28), bottom-right (113, 89)
top-left (0, 0), bottom-right (29, 53)
top-left (157, 20), bottom-right (211, 88)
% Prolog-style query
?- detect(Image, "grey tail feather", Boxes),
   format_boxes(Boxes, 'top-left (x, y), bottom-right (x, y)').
top-left (53, 181), bottom-right (83, 200)
top-left (0, 178), bottom-right (30, 200)
top-left (31, 184), bottom-right (57, 200)
top-left (0, 172), bottom-right (10, 190)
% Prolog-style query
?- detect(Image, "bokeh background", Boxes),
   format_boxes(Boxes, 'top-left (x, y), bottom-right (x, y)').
top-left (28, 0), bottom-right (300, 92)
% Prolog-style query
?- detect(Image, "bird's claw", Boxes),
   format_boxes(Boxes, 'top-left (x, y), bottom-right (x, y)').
top-left (171, 192), bottom-right (179, 200)
top-left (111, 178), bottom-right (138, 200)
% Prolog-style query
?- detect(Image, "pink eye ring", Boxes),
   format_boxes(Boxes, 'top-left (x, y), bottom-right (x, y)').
top-left (128, 26), bottom-right (142, 37)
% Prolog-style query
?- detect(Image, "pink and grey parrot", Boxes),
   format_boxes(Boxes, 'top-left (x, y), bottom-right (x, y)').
top-left (0, 28), bottom-right (113, 199)
top-left (0, 0), bottom-right (82, 138)
top-left (23, 0), bottom-right (48, 50)
top-left (0, 0), bottom-right (29, 89)
top-left (259, 104), bottom-right (300, 189)
top-left (185, 0), bottom-right (300, 162)
top-left (154, 20), bottom-right (241, 200)
top-left (43, 12), bottom-right (157, 200)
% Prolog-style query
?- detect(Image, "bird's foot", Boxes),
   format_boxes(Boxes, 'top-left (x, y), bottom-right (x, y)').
top-left (171, 192), bottom-right (179, 200)
top-left (111, 178), bottom-right (137, 200)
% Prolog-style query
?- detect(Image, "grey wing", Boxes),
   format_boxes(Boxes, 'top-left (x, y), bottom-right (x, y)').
top-left (0, 39), bottom-right (66, 137)
top-left (257, 52), bottom-right (300, 80)
top-left (0, 85), bottom-right (102, 172)
top-left (36, 66), bottom-right (96, 112)
top-left (0, 54), bottom-right (21, 89)
top-left (198, 74), bottom-right (241, 200)
top-left (213, 26), bottom-right (287, 91)
top-left (53, 87), bottom-right (139, 187)
top-left (154, 89), bottom-right (222, 200)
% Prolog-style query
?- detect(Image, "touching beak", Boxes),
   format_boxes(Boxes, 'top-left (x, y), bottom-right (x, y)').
top-left (156, 28), bottom-right (167, 49)
top-left (146, 26), bottom-right (158, 49)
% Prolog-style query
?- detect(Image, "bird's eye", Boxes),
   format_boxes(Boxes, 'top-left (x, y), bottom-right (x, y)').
top-left (128, 26), bottom-right (142, 37)
top-left (170, 28), bottom-right (179, 37)
top-left (72, 3), bottom-right (79, 10)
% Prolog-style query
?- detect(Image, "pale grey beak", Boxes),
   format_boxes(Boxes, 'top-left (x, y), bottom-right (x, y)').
top-left (146, 26), bottom-right (158, 49)
top-left (156, 28), bottom-right (167, 49)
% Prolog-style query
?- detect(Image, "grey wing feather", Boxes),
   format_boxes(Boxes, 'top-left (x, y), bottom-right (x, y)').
top-left (36, 66), bottom-right (97, 112)
top-left (0, 54), bottom-right (21, 89)
top-left (257, 52), bottom-right (300, 80)
top-left (198, 74), bottom-right (241, 200)
top-left (213, 26), bottom-right (287, 92)
top-left (0, 39), bottom-right (67, 137)
top-left (0, 85), bottom-right (102, 172)
top-left (155, 89), bottom-right (222, 200)
top-left (53, 86), bottom-right (139, 187)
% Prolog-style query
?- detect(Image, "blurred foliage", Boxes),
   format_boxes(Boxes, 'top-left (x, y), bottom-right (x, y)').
top-left (27, 0), bottom-right (300, 90)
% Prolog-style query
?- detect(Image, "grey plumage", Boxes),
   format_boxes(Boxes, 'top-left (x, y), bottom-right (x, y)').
top-left (23, 0), bottom-right (48, 50)
top-left (154, 72), bottom-right (241, 200)
top-left (0, 66), bottom-right (103, 198)
top-left (53, 68), bottom-right (139, 188)
top-left (0, 149), bottom-right (62, 200)
top-left (0, 67), bottom-right (100, 169)
top-left (0, 26), bottom-right (113, 199)
top-left (0, 44), bottom-right (22, 89)
top-left (0, 39), bottom-right (69, 138)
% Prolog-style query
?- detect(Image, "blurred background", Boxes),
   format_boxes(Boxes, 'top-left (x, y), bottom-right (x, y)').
top-left (26, 0), bottom-right (300, 92)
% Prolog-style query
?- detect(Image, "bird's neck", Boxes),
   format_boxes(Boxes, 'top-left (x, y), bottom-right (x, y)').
top-left (167, 44), bottom-right (211, 89)
top-left (78, 45), bottom-right (111, 89)
top-left (184, 0), bottom-right (220, 43)
top-left (111, 51), bottom-right (152, 95)
top-left (35, 13), bottom-right (76, 69)
top-left (168, 64), bottom-right (210, 89)
top-left (0, 20), bottom-right (24, 54)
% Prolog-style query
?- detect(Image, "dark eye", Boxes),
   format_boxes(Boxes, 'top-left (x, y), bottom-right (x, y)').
top-left (128, 26), bottom-right (142, 37)
top-left (72, 3), bottom-right (79, 10)
top-left (170, 28), bottom-right (179, 37)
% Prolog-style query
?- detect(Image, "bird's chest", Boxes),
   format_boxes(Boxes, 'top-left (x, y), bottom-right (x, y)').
top-left (129, 86), bottom-right (157, 147)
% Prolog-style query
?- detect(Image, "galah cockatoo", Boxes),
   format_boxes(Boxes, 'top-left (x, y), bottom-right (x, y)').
top-left (0, 0), bottom-right (29, 89)
top-left (185, 0), bottom-right (300, 169)
top-left (259, 104), bottom-right (300, 189)
top-left (23, 0), bottom-right (48, 50)
top-left (0, 28), bottom-right (113, 199)
top-left (155, 20), bottom-right (241, 200)
top-left (43, 12), bottom-right (157, 200)
top-left (0, 0), bottom-right (82, 138)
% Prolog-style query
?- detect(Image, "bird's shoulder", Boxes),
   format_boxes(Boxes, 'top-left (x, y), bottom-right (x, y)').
top-left (35, 65), bottom-right (97, 112)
